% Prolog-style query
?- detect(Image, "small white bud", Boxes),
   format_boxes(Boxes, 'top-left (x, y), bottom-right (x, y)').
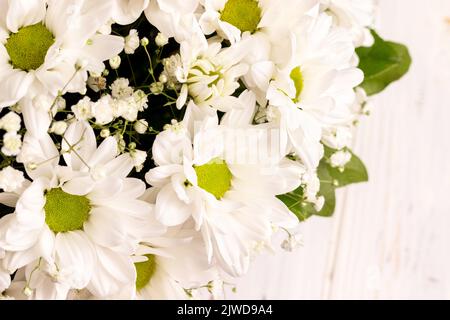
top-left (23, 286), bottom-right (33, 297)
top-left (100, 128), bottom-right (110, 138)
top-left (330, 150), bottom-right (352, 168)
top-left (150, 82), bottom-right (164, 95)
top-left (124, 29), bottom-right (140, 54)
top-left (134, 119), bottom-right (148, 134)
top-left (49, 121), bottom-right (68, 136)
top-left (155, 33), bottom-right (169, 47)
top-left (141, 37), bottom-right (149, 46)
top-left (159, 74), bottom-right (168, 84)
top-left (109, 56), bottom-right (121, 70)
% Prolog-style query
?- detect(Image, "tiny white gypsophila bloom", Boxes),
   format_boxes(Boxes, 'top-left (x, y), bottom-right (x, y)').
top-left (155, 32), bottom-right (169, 47)
top-left (141, 37), bottom-right (149, 47)
top-left (109, 56), bottom-right (122, 70)
top-left (93, 95), bottom-right (115, 125)
top-left (330, 150), bottom-right (352, 168)
top-left (111, 78), bottom-right (134, 99)
top-left (281, 233), bottom-right (304, 252)
top-left (100, 128), bottom-right (111, 138)
top-left (55, 97), bottom-right (67, 112)
top-left (133, 90), bottom-right (148, 111)
top-left (131, 149), bottom-right (147, 172)
top-left (49, 121), bottom-right (68, 136)
top-left (314, 196), bottom-right (325, 212)
top-left (72, 97), bottom-right (94, 121)
top-left (0, 166), bottom-right (25, 193)
top-left (1, 132), bottom-right (22, 156)
top-left (87, 75), bottom-right (107, 93)
top-left (0, 112), bottom-right (21, 133)
top-left (150, 82), bottom-right (164, 95)
top-left (125, 29), bottom-right (140, 54)
top-left (115, 97), bottom-right (139, 122)
top-left (134, 119), bottom-right (149, 134)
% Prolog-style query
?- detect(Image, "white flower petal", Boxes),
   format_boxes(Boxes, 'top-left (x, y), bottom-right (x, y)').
top-left (6, 0), bottom-right (46, 33)
top-left (83, 208), bottom-right (127, 249)
top-left (154, 185), bottom-right (192, 226)
top-left (55, 231), bottom-right (95, 289)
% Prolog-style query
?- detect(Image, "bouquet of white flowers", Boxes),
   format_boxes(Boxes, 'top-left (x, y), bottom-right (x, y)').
top-left (0, 0), bottom-right (410, 300)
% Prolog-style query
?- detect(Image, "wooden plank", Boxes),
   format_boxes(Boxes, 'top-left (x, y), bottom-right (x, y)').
top-left (232, 0), bottom-right (450, 299)
top-left (327, 0), bottom-right (450, 300)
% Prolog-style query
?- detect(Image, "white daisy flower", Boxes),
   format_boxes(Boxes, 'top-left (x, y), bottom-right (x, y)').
top-left (0, 121), bottom-right (159, 299)
top-left (175, 34), bottom-right (249, 111)
top-left (146, 96), bottom-right (302, 276)
top-left (266, 13), bottom-right (363, 169)
top-left (0, 0), bottom-right (124, 110)
top-left (198, 0), bottom-right (318, 102)
top-left (199, 0), bottom-right (317, 44)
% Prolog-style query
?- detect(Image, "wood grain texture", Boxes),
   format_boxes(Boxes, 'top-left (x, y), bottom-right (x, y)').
top-left (230, 0), bottom-right (450, 300)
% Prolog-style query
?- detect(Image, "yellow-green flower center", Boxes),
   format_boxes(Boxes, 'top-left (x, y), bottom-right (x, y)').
top-left (5, 23), bottom-right (55, 71)
top-left (194, 159), bottom-right (232, 200)
top-left (135, 255), bottom-right (157, 291)
top-left (44, 188), bottom-right (91, 233)
top-left (220, 0), bottom-right (262, 33)
top-left (290, 66), bottom-right (304, 103)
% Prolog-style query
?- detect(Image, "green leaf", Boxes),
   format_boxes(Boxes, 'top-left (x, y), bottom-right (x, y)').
top-left (356, 30), bottom-right (411, 95)
top-left (277, 161), bottom-right (336, 221)
top-left (314, 162), bottom-right (336, 217)
top-left (324, 147), bottom-right (369, 188)
top-left (278, 148), bottom-right (368, 221)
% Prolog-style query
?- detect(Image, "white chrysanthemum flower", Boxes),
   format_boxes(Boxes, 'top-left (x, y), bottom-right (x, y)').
top-left (320, 0), bottom-right (376, 47)
top-left (0, 0), bottom-right (124, 110)
top-left (133, 230), bottom-right (214, 300)
top-left (0, 112), bottom-right (21, 133)
top-left (175, 35), bottom-right (249, 111)
top-left (266, 13), bottom-right (363, 169)
top-left (146, 95), bottom-right (302, 276)
top-left (199, 0), bottom-right (317, 44)
top-left (0, 121), bottom-right (160, 299)
top-left (198, 0), bottom-right (318, 103)
top-left (0, 167), bottom-right (25, 193)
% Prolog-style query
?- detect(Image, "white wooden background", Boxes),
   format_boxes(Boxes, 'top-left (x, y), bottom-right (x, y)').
top-left (231, 0), bottom-right (450, 300)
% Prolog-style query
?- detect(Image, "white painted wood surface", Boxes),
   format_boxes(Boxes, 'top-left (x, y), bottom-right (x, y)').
top-left (231, 0), bottom-right (450, 300)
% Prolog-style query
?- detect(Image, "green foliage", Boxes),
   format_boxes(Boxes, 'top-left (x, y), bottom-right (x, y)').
top-left (356, 30), bottom-right (411, 95)
top-left (278, 147), bottom-right (368, 221)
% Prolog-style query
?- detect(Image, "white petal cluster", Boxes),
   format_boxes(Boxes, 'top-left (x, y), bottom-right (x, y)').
top-left (0, 0), bottom-right (380, 300)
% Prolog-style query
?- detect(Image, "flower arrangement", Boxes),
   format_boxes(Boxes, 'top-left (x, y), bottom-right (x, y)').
top-left (0, 0), bottom-right (410, 300)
